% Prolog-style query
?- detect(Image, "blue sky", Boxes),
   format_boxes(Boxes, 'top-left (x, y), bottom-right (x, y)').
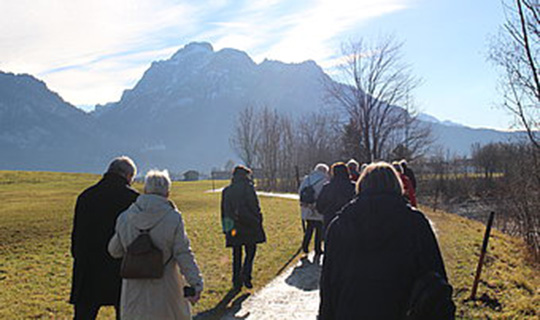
top-left (0, 0), bottom-right (512, 129)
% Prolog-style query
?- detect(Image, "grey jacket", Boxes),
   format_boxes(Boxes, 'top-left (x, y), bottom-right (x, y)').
top-left (298, 171), bottom-right (329, 221)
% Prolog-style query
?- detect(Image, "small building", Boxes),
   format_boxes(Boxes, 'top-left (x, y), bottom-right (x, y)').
top-left (183, 170), bottom-right (200, 181)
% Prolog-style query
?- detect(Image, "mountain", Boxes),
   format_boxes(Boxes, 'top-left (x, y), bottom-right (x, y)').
top-left (430, 123), bottom-right (522, 156)
top-left (0, 42), bottom-right (526, 173)
top-left (0, 72), bottom-right (122, 171)
top-left (93, 42), bottom-right (333, 171)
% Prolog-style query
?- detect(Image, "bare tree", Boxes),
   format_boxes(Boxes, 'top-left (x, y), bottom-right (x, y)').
top-left (490, 0), bottom-right (539, 149)
top-left (327, 36), bottom-right (428, 162)
top-left (230, 105), bottom-right (260, 168)
top-left (296, 112), bottom-right (342, 173)
top-left (277, 113), bottom-right (297, 191)
top-left (393, 95), bottom-right (433, 160)
top-left (258, 107), bottom-right (282, 190)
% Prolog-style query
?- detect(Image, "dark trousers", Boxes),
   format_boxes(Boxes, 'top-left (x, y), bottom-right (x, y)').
top-left (74, 302), bottom-right (120, 320)
top-left (302, 220), bottom-right (323, 254)
top-left (232, 244), bottom-right (257, 286)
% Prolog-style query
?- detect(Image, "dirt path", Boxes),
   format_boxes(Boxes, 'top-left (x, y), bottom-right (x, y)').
top-left (221, 253), bottom-right (321, 320)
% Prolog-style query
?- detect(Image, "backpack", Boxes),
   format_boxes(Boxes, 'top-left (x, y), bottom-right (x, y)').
top-left (300, 176), bottom-right (323, 204)
top-left (120, 228), bottom-right (168, 279)
top-left (404, 271), bottom-right (456, 320)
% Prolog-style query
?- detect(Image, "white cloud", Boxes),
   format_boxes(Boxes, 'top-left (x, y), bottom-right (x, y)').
top-left (0, 0), bottom-right (410, 106)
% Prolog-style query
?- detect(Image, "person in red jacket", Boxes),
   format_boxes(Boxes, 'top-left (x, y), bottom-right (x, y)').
top-left (393, 161), bottom-right (417, 207)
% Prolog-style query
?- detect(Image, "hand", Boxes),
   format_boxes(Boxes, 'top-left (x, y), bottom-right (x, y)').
top-left (186, 291), bottom-right (201, 305)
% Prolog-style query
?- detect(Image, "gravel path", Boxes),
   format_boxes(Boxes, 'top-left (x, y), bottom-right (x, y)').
top-left (206, 188), bottom-right (299, 201)
top-left (221, 253), bottom-right (321, 320)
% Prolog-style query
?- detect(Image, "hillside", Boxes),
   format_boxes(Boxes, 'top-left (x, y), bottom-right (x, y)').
top-left (0, 42), bottom-right (526, 173)
top-left (0, 72), bottom-right (126, 172)
top-left (0, 171), bottom-right (537, 319)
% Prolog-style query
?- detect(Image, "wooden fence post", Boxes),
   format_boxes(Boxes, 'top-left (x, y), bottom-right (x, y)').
top-left (469, 211), bottom-right (496, 300)
top-left (295, 165), bottom-right (300, 189)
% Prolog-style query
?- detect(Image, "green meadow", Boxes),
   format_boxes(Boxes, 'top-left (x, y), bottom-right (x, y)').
top-left (0, 171), bottom-right (538, 319)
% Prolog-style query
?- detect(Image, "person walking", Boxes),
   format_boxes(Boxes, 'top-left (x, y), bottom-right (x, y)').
top-left (298, 163), bottom-right (329, 257)
top-left (221, 165), bottom-right (266, 290)
top-left (400, 159), bottom-right (417, 191)
top-left (393, 161), bottom-right (417, 207)
top-left (108, 169), bottom-right (203, 319)
top-left (70, 156), bottom-right (139, 319)
top-left (346, 159), bottom-right (360, 182)
top-left (319, 162), bottom-right (453, 320)
top-left (316, 162), bottom-right (356, 231)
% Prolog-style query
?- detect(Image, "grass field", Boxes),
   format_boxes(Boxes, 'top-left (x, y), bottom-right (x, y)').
top-left (0, 171), bottom-right (538, 319)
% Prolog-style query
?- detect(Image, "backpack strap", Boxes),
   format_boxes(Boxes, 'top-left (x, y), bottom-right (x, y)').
top-left (311, 176), bottom-right (324, 188)
top-left (133, 214), bottom-right (174, 267)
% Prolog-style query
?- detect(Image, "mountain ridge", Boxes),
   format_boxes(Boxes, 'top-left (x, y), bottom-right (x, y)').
top-left (0, 42), bottom-right (526, 173)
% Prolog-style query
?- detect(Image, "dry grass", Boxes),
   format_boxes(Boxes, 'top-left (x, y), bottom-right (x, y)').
top-left (0, 171), bottom-right (537, 319)
top-left (0, 171), bottom-right (303, 319)
top-left (423, 207), bottom-right (539, 319)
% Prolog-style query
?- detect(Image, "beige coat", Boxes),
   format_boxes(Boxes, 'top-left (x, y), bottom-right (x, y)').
top-left (108, 194), bottom-right (203, 320)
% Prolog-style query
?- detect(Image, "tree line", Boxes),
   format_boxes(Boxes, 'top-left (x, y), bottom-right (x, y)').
top-left (229, 0), bottom-right (539, 257)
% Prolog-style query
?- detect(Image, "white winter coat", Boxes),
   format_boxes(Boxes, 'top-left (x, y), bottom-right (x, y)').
top-left (108, 194), bottom-right (203, 320)
top-left (298, 171), bottom-right (329, 221)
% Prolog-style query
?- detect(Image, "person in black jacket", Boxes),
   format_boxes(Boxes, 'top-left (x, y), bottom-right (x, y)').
top-left (70, 156), bottom-right (139, 319)
top-left (316, 162), bottom-right (356, 231)
top-left (319, 162), bottom-right (453, 320)
top-left (221, 165), bottom-right (266, 290)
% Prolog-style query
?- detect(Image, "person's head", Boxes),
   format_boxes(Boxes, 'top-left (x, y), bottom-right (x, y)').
top-left (331, 162), bottom-right (349, 179)
top-left (106, 156), bottom-right (137, 184)
top-left (144, 169), bottom-right (171, 198)
top-left (392, 161), bottom-right (404, 174)
top-left (346, 159), bottom-right (359, 171)
top-left (313, 163), bottom-right (329, 175)
top-left (357, 162), bottom-right (403, 196)
top-left (400, 159), bottom-right (408, 170)
top-left (232, 165), bottom-right (252, 180)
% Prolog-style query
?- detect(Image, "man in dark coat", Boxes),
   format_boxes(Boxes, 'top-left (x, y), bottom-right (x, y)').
top-left (316, 162), bottom-right (356, 231)
top-left (221, 165), bottom-right (266, 289)
top-left (319, 162), bottom-right (453, 320)
top-left (70, 157), bottom-right (139, 319)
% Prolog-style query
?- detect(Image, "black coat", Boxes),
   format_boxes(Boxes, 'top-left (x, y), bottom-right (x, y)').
top-left (69, 173), bottom-right (139, 305)
top-left (316, 176), bottom-right (356, 230)
top-left (319, 193), bottom-right (448, 320)
top-left (221, 177), bottom-right (266, 247)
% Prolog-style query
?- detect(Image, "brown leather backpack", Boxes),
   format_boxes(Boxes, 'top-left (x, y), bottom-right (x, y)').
top-left (120, 228), bottom-right (169, 279)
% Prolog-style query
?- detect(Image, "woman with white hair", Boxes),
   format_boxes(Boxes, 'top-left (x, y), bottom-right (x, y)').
top-left (108, 170), bottom-right (203, 320)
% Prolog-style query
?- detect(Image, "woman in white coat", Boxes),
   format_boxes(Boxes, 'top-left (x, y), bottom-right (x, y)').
top-left (108, 170), bottom-right (203, 320)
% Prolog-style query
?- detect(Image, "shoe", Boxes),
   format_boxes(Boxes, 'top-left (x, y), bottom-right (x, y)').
top-left (244, 279), bottom-right (253, 289)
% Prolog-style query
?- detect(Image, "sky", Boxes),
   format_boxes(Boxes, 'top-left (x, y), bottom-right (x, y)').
top-left (0, 0), bottom-right (513, 129)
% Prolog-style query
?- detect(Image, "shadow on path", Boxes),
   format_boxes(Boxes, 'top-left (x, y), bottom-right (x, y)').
top-left (194, 289), bottom-right (251, 320)
top-left (275, 246), bottom-right (303, 276)
top-left (284, 256), bottom-right (322, 291)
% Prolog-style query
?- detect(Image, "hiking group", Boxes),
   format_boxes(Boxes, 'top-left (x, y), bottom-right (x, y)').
top-left (70, 156), bottom-right (454, 320)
